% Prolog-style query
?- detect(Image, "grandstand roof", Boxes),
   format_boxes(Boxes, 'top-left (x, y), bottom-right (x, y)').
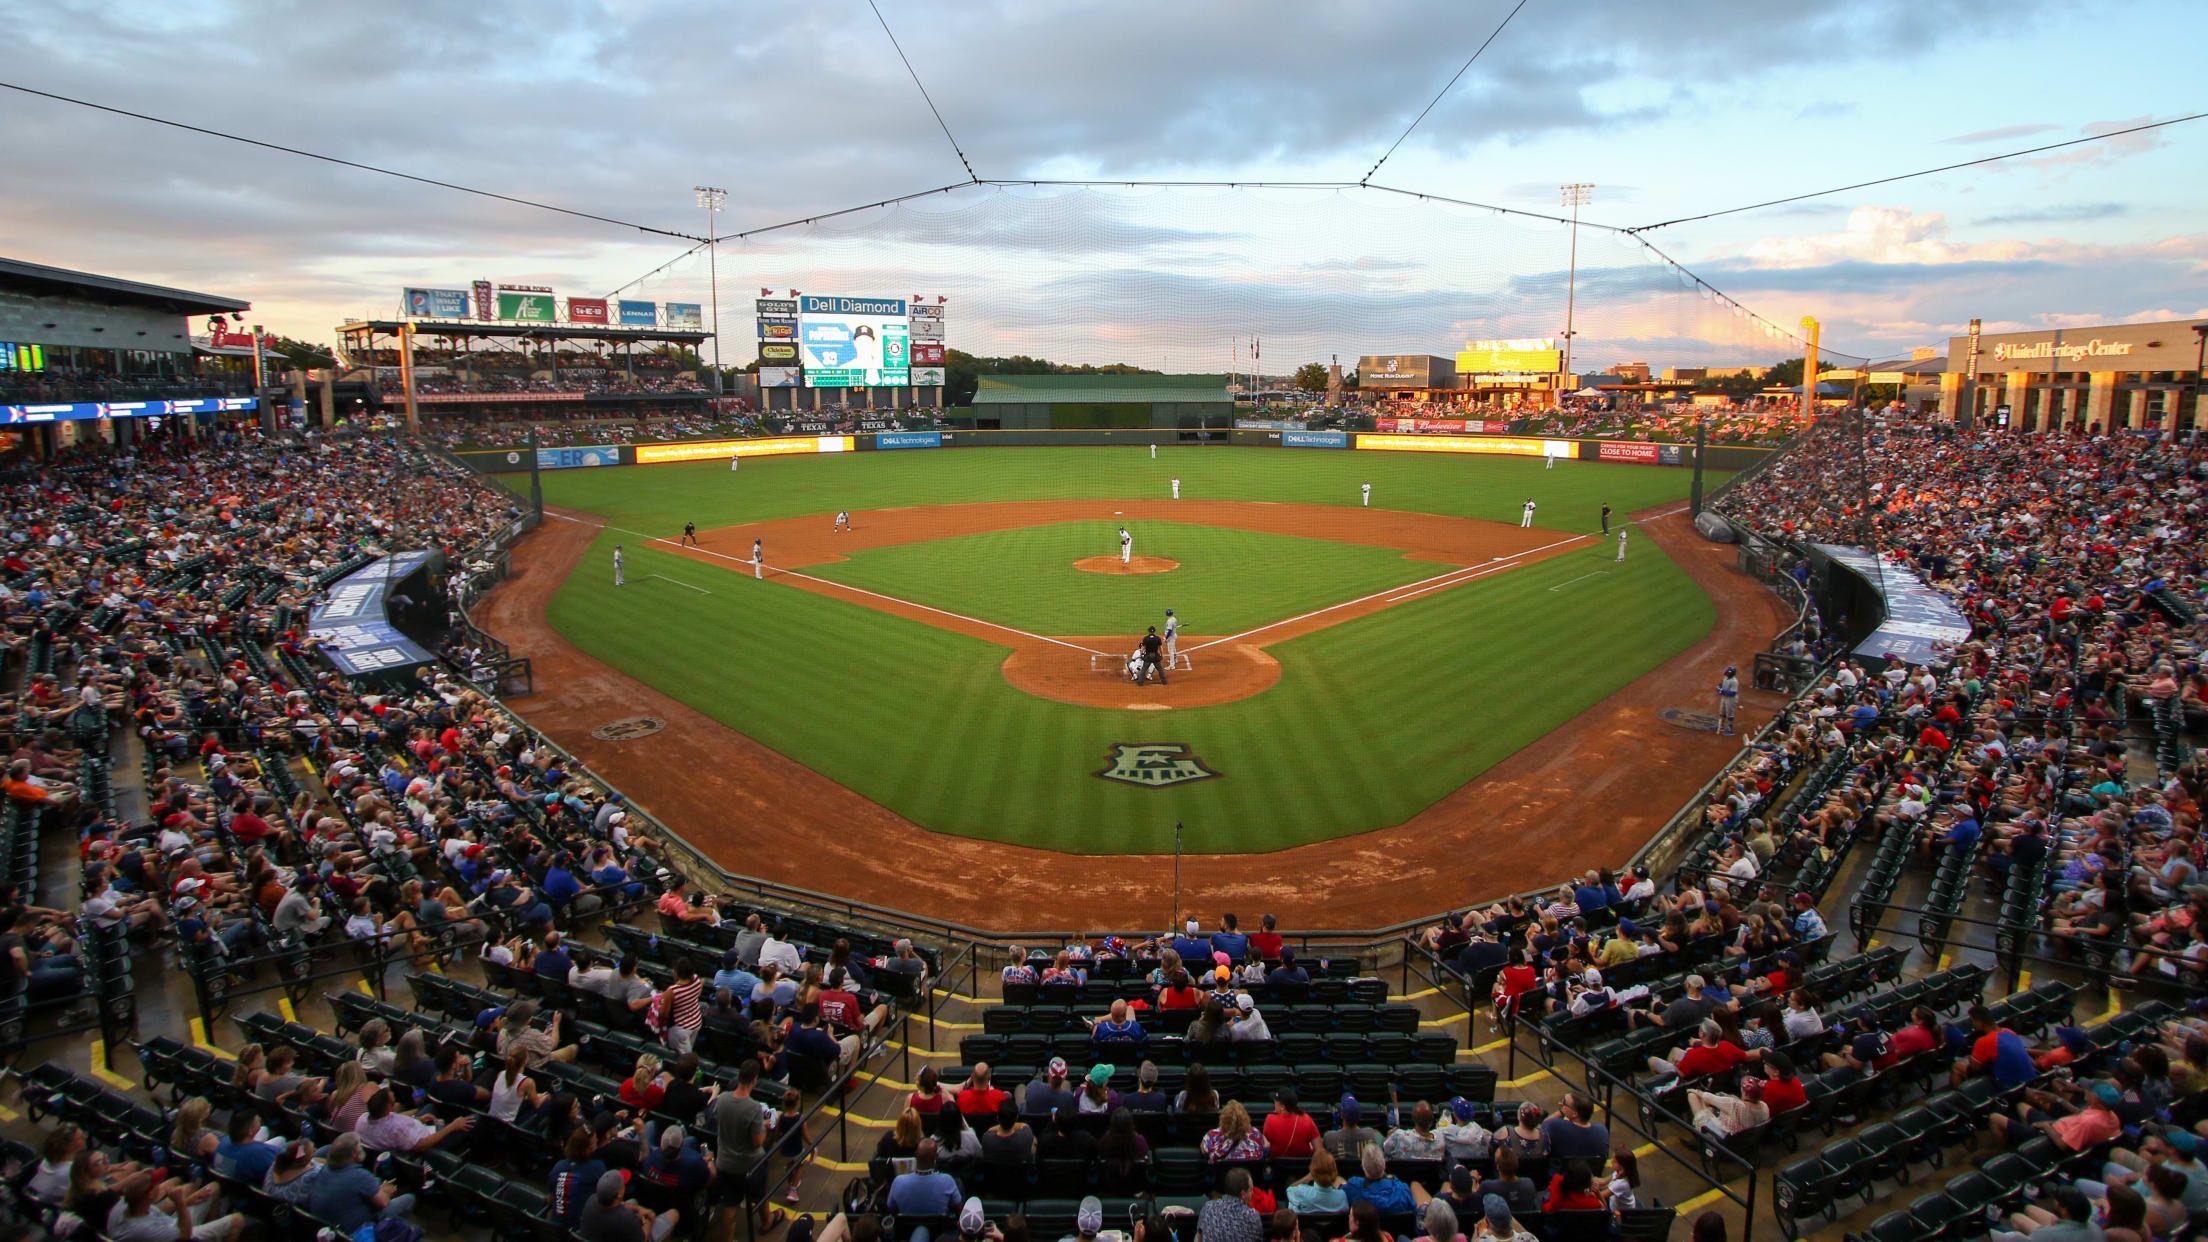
top-left (0, 256), bottom-right (250, 315)
top-left (339, 319), bottom-right (711, 345)
top-left (971, 373), bottom-right (1230, 405)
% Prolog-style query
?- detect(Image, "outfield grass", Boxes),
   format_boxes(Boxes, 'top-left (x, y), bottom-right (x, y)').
top-left (544, 503), bottom-right (1713, 853)
top-left (808, 520), bottom-right (1447, 636)
top-left (519, 444), bottom-right (1722, 537)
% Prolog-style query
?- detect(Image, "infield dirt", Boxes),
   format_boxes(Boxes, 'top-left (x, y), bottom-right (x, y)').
top-left (478, 503), bottom-right (1787, 931)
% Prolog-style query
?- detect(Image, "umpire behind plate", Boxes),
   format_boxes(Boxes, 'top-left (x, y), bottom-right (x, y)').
top-left (1136, 626), bottom-right (1168, 686)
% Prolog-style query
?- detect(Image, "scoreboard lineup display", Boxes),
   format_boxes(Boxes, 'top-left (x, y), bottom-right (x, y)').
top-left (789, 294), bottom-right (938, 388)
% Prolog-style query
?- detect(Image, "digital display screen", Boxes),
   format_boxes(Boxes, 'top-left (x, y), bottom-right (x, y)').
top-left (799, 295), bottom-right (909, 388)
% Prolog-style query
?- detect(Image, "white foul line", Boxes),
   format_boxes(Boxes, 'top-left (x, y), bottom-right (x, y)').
top-left (549, 511), bottom-right (1108, 657)
top-left (1546, 570), bottom-right (1612, 592)
top-left (647, 573), bottom-right (711, 595)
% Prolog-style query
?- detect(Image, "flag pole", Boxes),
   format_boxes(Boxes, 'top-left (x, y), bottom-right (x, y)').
top-left (1172, 821), bottom-right (1183, 935)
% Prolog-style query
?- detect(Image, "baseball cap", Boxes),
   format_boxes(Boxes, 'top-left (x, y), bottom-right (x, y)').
top-left (2093, 1084), bottom-right (2123, 1105)
top-left (1087, 1064), bottom-right (1114, 1086)
top-left (1076, 1197), bottom-right (1104, 1237)
top-left (476, 1006), bottom-right (505, 1029)
top-left (1213, 951), bottom-right (1232, 967)
top-left (1338, 1094), bottom-right (1361, 1122)
top-left (959, 1198), bottom-right (986, 1236)
top-left (595, 1170), bottom-right (624, 1205)
top-left (1448, 1096), bottom-right (1477, 1123)
top-left (1234, 992), bottom-right (1256, 1011)
top-left (1047, 1057), bottom-right (1068, 1078)
top-left (1483, 1195), bottom-right (1512, 1230)
top-left (1449, 1164), bottom-right (1473, 1192)
top-left (1215, 965), bottom-right (1231, 982)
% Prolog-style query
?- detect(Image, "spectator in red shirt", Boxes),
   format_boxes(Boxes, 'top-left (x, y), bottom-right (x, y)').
top-left (955, 1064), bottom-right (1008, 1118)
top-left (1649, 1020), bottom-right (1749, 1081)
top-left (1263, 1088), bottom-right (1321, 1159)
top-left (1755, 1053), bottom-right (1809, 1116)
top-left (1249, 914), bottom-right (1285, 963)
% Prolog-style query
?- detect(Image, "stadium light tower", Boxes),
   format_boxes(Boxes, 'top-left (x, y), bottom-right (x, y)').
top-left (695, 186), bottom-right (726, 382)
top-left (1559, 183), bottom-right (1593, 403)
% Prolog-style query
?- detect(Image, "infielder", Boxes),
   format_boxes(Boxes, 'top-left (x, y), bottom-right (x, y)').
top-left (752, 537), bottom-right (764, 580)
top-left (1361, 482), bottom-right (1371, 507)
top-left (1119, 526), bottom-right (1132, 565)
top-left (680, 522), bottom-right (699, 547)
top-left (833, 511), bottom-right (851, 534)
top-left (1163, 608), bottom-right (1179, 666)
top-left (1616, 527), bottom-right (1629, 562)
top-left (1716, 664), bottom-right (1739, 736)
top-left (1171, 477), bottom-right (1181, 500)
top-left (613, 544), bottom-right (625, 586)
top-left (1520, 498), bottom-right (1536, 528)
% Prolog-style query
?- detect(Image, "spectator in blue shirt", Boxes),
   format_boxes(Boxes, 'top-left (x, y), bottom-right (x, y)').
top-left (212, 1110), bottom-right (283, 1184)
top-left (1210, 914), bottom-right (1250, 961)
top-left (884, 1139), bottom-right (962, 1230)
top-left (1169, 919), bottom-right (1211, 964)
top-left (1573, 871), bottom-right (1610, 915)
top-left (713, 950), bottom-right (762, 1004)
top-left (542, 856), bottom-right (602, 917)
top-left (534, 931), bottom-right (573, 981)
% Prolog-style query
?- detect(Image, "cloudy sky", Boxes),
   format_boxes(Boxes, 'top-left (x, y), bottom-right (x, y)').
top-left (1, 0), bottom-right (2201, 368)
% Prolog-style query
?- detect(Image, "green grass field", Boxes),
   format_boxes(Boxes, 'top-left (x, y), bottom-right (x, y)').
top-left (809, 521), bottom-right (1446, 636)
top-left (525, 446), bottom-right (1722, 852)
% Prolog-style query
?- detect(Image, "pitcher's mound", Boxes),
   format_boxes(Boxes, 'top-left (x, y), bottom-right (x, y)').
top-left (1074, 555), bottom-right (1179, 575)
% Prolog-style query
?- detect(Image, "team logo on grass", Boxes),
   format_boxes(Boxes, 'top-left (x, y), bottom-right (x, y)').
top-left (592, 716), bottom-right (667, 741)
top-left (1097, 743), bottom-right (1219, 788)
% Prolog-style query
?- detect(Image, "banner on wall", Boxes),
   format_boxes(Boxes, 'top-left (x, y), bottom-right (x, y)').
top-left (634, 435), bottom-right (852, 464)
top-left (402, 288), bottom-right (470, 318)
top-left (495, 291), bottom-right (556, 322)
top-left (1372, 417), bottom-right (1513, 435)
top-left (910, 343), bottom-right (946, 365)
top-left (535, 446), bottom-right (620, 469)
top-left (877, 431), bottom-right (942, 450)
top-left (1355, 433), bottom-right (1566, 457)
top-left (617, 300), bottom-right (657, 326)
top-left (755, 299), bottom-right (799, 315)
top-left (758, 319), bottom-right (798, 340)
top-left (1283, 430), bottom-right (1349, 448)
top-left (757, 367), bottom-right (802, 387)
top-left (1597, 441), bottom-right (1659, 463)
top-left (910, 367), bottom-right (946, 385)
top-left (665, 303), bottom-right (704, 328)
top-left (1235, 419), bottom-right (1308, 431)
top-left (567, 298), bottom-right (610, 324)
top-left (758, 343), bottom-right (799, 362)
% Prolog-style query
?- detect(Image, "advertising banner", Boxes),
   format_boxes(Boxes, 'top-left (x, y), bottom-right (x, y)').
top-left (1814, 543), bottom-right (1973, 665)
top-left (567, 298), bottom-right (610, 324)
top-left (908, 303), bottom-right (944, 320)
top-left (792, 421), bottom-right (833, 433)
top-left (1597, 441), bottom-right (1660, 463)
top-left (758, 343), bottom-right (799, 362)
top-left (473, 279), bottom-right (495, 321)
top-left (535, 446), bottom-right (621, 470)
top-left (856, 418), bottom-right (894, 432)
top-left (878, 431), bottom-right (942, 450)
top-left (910, 343), bottom-right (946, 366)
top-left (665, 303), bottom-right (704, 329)
top-left (1283, 430), bottom-right (1349, 448)
top-left (5, 397), bottom-right (258, 423)
top-left (1456, 340), bottom-right (1562, 374)
top-left (755, 299), bottom-right (799, 315)
top-left (1235, 419), bottom-right (1308, 430)
top-left (403, 287), bottom-right (471, 318)
top-left (496, 291), bottom-right (556, 322)
top-left (617, 300), bottom-right (657, 326)
top-left (1659, 444), bottom-right (1685, 466)
top-left (757, 367), bottom-right (802, 387)
top-left (909, 323), bottom-right (944, 343)
top-left (1356, 433), bottom-right (1561, 457)
top-left (800, 296), bottom-right (910, 387)
top-left (910, 367), bottom-right (946, 386)
top-left (758, 319), bottom-right (798, 340)
top-left (635, 435), bottom-right (853, 464)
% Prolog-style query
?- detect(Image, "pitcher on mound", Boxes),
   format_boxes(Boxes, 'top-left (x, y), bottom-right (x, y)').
top-left (1119, 526), bottom-right (1132, 564)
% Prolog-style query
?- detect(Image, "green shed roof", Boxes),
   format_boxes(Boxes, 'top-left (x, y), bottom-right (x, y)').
top-left (971, 373), bottom-right (1230, 404)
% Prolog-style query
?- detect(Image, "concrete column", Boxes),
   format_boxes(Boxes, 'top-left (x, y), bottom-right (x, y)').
top-left (318, 373), bottom-right (336, 429)
top-left (2003, 373), bottom-right (2030, 430)
top-left (2086, 373), bottom-right (2115, 433)
top-left (1938, 372), bottom-right (1965, 421)
top-left (2165, 388), bottom-right (2184, 433)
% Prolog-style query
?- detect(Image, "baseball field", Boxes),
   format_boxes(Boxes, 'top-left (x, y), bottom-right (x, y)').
top-left (501, 444), bottom-right (1732, 857)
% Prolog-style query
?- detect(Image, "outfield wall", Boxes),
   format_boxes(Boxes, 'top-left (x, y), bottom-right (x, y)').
top-left (450, 428), bottom-right (1775, 473)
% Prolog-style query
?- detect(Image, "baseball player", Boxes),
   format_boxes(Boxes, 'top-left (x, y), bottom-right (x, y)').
top-left (613, 544), bottom-right (625, 586)
top-left (1521, 498), bottom-right (1536, 528)
top-left (680, 522), bottom-right (699, 547)
top-left (1171, 477), bottom-right (1181, 500)
top-left (1163, 608), bottom-right (1179, 667)
top-left (1545, 451), bottom-right (1556, 470)
top-left (1716, 664), bottom-right (1739, 736)
top-left (833, 511), bottom-right (851, 534)
top-left (1149, 443), bottom-right (1157, 460)
top-left (752, 537), bottom-right (764, 580)
top-left (1616, 527), bottom-right (1629, 562)
top-left (1361, 482), bottom-right (1371, 507)
top-left (729, 454), bottom-right (740, 472)
top-left (1600, 503), bottom-right (1612, 535)
top-left (1119, 526), bottom-right (1132, 565)
top-left (1136, 626), bottom-right (1167, 685)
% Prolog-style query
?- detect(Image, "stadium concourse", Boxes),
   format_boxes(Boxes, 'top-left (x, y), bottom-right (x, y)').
top-left (0, 421), bottom-right (2198, 1242)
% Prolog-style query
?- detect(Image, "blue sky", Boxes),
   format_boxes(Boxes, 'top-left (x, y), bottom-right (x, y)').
top-left (0, 0), bottom-right (2199, 368)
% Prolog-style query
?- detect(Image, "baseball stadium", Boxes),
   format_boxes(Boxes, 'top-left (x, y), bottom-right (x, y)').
top-left (0, 8), bottom-right (2204, 1242)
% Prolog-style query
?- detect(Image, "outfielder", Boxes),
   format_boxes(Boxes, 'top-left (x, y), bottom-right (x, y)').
top-left (1119, 526), bottom-right (1132, 564)
top-left (1149, 443), bottom-right (1157, 460)
top-left (729, 455), bottom-right (740, 472)
top-left (833, 511), bottom-right (851, 534)
top-left (613, 544), bottom-right (625, 586)
top-left (752, 537), bottom-right (764, 580)
top-left (1361, 482), bottom-right (1371, 507)
top-left (1520, 498), bottom-right (1536, 528)
top-left (1716, 664), bottom-right (1739, 736)
top-left (1163, 608), bottom-right (1179, 666)
top-left (1171, 477), bottom-right (1181, 500)
top-left (1616, 527), bottom-right (1629, 562)
top-left (1545, 452), bottom-right (1556, 470)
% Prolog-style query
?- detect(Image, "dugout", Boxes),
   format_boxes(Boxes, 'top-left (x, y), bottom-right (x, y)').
top-left (966, 373), bottom-right (1231, 431)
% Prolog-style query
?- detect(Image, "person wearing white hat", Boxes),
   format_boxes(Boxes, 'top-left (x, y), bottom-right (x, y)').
top-left (1227, 994), bottom-right (1271, 1042)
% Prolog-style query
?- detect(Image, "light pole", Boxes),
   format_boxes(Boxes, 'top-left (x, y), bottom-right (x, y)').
top-left (694, 186), bottom-right (726, 385)
top-left (1559, 183), bottom-right (1593, 408)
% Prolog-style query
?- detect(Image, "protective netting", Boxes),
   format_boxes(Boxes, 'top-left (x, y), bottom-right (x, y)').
top-left (618, 183), bottom-right (1868, 372)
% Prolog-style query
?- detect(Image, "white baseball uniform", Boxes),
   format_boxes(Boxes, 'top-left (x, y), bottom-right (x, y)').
top-left (753, 538), bottom-right (764, 579)
top-left (1546, 454), bottom-right (1555, 469)
top-left (1119, 528), bottom-right (1132, 564)
top-left (613, 547), bottom-right (624, 586)
top-left (1164, 613), bottom-right (1179, 664)
top-left (1361, 483), bottom-right (1371, 507)
top-left (1616, 528), bottom-right (1629, 562)
top-left (1521, 500), bottom-right (1536, 528)
top-left (730, 455), bottom-right (740, 472)
top-left (1171, 478), bottom-right (1181, 500)
top-left (834, 511), bottom-right (850, 533)
top-left (1149, 444), bottom-right (1156, 459)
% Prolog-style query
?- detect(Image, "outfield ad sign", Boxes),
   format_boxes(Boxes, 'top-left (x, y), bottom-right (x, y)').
top-left (755, 299), bottom-right (799, 316)
top-left (617, 300), bottom-right (657, 326)
top-left (6, 396), bottom-right (258, 423)
top-left (758, 343), bottom-right (799, 362)
top-left (403, 287), bottom-right (470, 318)
top-left (878, 431), bottom-right (942, 450)
top-left (567, 298), bottom-right (610, 324)
top-left (910, 343), bottom-right (946, 365)
top-left (757, 367), bottom-right (802, 387)
top-left (908, 303), bottom-right (943, 320)
top-left (758, 319), bottom-right (798, 340)
top-left (665, 303), bottom-right (703, 329)
top-left (634, 435), bottom-right (853, 464)
top-left (496, 291), bottom-right (556, 322)
top-left (535, 446), bottom-right (620, 470)
top-left (1372, 417), bottom-right (1511, 435)
top-left (1283, 430), bottom-right (1349, 448)
top-left (800, 294), bottom-right (910, 387)
top-left (910, 367), bottom-right (946, 386)
top-left (1235, 419), bottom-right (1308, 431)
top-left (1355, 433), bottom-right (1567, 457)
